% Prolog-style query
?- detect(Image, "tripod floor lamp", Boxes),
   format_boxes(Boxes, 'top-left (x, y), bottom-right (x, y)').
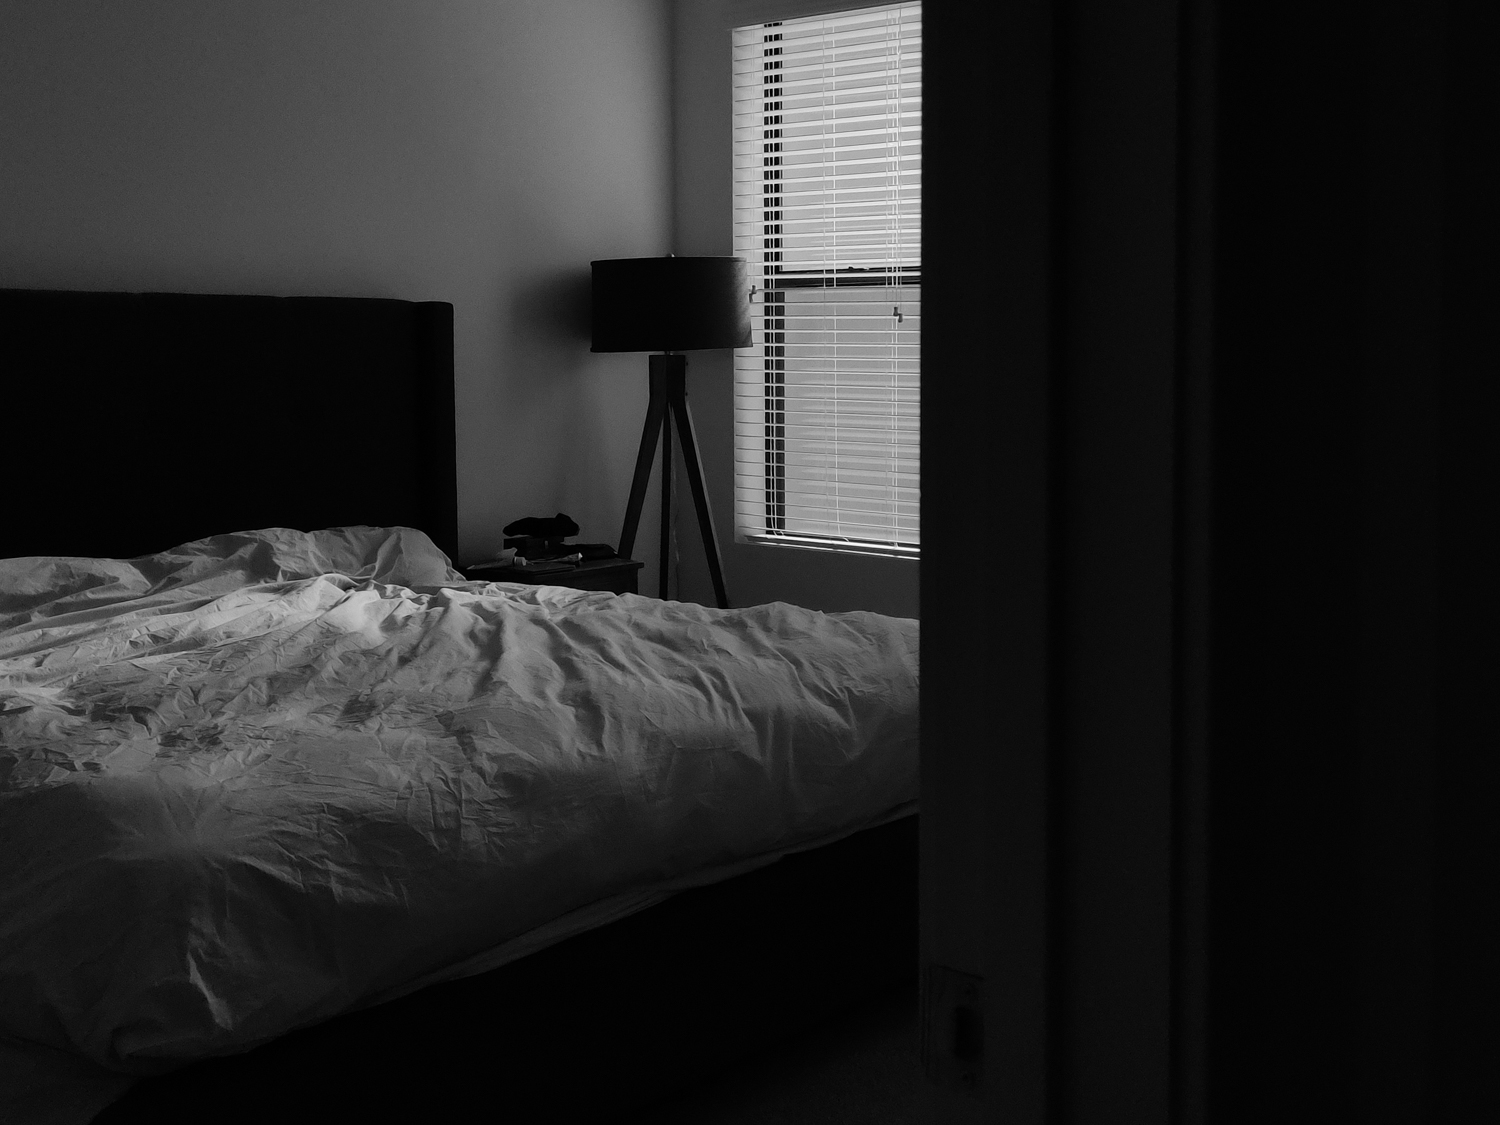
top-left (591, 256), bottom-right (750, 609)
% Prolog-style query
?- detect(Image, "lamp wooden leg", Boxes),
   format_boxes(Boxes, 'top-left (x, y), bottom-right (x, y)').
top-left (618, 367), bottom-right (670, 564)
top-left (659, 400), bottom-right (672, 600)
top-left (668, 376), bottom-right (730, 610)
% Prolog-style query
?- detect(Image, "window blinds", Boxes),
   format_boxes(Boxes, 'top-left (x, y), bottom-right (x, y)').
top-left (732, 2), bottom-right (921, 557)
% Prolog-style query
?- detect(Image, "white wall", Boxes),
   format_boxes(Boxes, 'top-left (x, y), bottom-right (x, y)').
top-left (670, 0), bottom-right (919, 617)
top-left (0, 0), bottom-right (674, 586)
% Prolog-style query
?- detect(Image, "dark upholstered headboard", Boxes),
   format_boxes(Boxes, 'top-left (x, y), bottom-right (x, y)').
top-left (0, 289), bottom-right (457, 564)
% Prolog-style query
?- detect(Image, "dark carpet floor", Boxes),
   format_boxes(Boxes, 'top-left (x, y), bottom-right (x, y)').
top-left (642, 982), bottom-right (926, 1124)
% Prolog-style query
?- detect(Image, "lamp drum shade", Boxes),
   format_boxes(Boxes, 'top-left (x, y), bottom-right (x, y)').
top-left (591, 256), bottom-right (752, 352)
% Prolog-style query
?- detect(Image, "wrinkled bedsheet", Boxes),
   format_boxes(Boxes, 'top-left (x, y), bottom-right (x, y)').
top-left (0, 526), bottom-right (918, 1097)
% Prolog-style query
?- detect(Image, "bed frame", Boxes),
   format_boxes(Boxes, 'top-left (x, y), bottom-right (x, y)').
top-left (0, 287), bottom-right (918, 1121)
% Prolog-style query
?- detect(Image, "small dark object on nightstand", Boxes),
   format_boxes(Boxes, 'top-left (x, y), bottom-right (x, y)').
top-left (503, 513), bottom-right (579, 538)
top-left (572, 543), bottom-right (618, 561)
top-left (503, 513), bottom-right (582, 560)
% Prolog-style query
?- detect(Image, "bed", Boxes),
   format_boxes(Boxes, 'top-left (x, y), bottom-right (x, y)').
top-left (0, 288), bottom-right (920, 1124)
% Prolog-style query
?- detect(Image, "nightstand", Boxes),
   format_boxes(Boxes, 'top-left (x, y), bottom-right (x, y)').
top-left (459, 556), bottom-right (644, 595)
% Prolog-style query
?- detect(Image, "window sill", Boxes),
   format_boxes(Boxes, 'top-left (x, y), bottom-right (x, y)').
top-left (736, 533), bottom-right (920, 561)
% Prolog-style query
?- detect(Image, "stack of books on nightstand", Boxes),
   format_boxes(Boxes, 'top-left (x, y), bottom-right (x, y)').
top-left (465, 542), bottom-right (618, 576)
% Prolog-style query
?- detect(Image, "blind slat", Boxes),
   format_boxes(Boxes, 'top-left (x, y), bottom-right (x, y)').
top-left (735, 480), bottom-right (921, 502)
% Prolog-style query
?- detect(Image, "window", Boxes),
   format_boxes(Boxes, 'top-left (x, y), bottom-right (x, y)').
top-left (732, 2), bottom-right (921, 558)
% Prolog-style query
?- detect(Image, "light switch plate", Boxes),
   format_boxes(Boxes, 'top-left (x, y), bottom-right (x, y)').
top-left (921, 962), bottom-right (986, 1095)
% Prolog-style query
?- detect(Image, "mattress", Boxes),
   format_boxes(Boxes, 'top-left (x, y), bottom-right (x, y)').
top-left (0, 526), bottom-right (919, 1123)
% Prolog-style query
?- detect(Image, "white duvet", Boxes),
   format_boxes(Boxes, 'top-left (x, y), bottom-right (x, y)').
top-left (0, 527), bottom-right (918, 1121)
